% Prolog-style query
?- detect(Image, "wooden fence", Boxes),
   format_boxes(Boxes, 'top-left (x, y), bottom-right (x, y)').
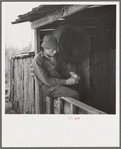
top-left (10, 52), bottom-right (106, 114)
top-left (10, 52), bottom-right (35, 114)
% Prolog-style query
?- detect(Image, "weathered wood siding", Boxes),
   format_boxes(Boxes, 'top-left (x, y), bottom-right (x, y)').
top-left (39, 6), bottom-right (116, 114)
top-left (68, 6), bottom-right (116, 114)
top-left (79, 10), bottom-right (116, 114)
top-left (10, 54), bottom-right (35, 114)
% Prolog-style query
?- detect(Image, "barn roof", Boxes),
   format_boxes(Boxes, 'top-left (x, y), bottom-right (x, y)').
top-left (11, 5), bottom-right (102, 24)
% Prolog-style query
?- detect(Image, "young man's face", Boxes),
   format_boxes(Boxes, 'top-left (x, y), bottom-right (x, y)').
top-left (44, 48), bottom-right (57, 57)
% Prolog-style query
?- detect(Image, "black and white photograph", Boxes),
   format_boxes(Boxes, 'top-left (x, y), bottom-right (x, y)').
top-left (2, 1), bottom-right (120, 147)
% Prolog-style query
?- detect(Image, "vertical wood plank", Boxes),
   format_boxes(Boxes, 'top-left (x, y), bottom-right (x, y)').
top-left (64, 101), bottom-right (71, 114)
top-left (31, 29), bottom-right (35, 51)
top-left (77, 62), bottom-right (83, 100)
top-left (42, 87), bottom-right (46, 114)
top-left (16, 59), bottom-right (20, 112)
top-left (99, 51), bottom-right (103, 109)
top-left (35, 77), bottom-right (41, 114)
top-left (38, 28), bottom-right (43, 114)
top-left (14, 59), bottom-right (19, 112)
top-left (37, 28), bottom-right (41, 53)
top-left (109, 49), bottom-right (115, 113)
top-left (81, 53), bottom-right (90, 104)
top-left (34, 28), bottom-right (43, 114)
top-left (46, 96), bottom-right (53, 114)
top-left (24, 58), bottom-right (28, 113)
top-left (39, 84), bottom-right (43, 114)
top-left (23, 58), bottom-right (27, 114)
top-left (30, 56), bottom-right (35, 114)
top-left (28, 57), bottom-right (31, 113)
top-left (27, 57), bottom-right (31, 114)
top-left (34, 79), bottom-right (41, 114)
top-left (10, 58), bottom-right (14, 105)
top-left (53, 98), bottom-right (58, 114)
top-left (32, 76), bottom-right (35, 114)
top-left (21, 58), bottom-right (24, 114)
top-left (30, 57), bottom-right (33, 114)
top-left (58, 97), bottom-right (64, 114)
top-left (89, 48), bottom-right (99, 108)
top-left (34, 28), bottom-right (40, 55)
top-left (101, 50), bottom-right (108, 113)
top-left (70, 103), bottom-right (77, 114)
top-left (22, 58), bottom-right (25, 114)
top-left (19, 59), bottom-right (23, 114)
top-left (32, 55), bottom-right (36, 114)
top-left (89, 46), bottom-right (94, 104)
top-left (17, 59), bottom-right (20, 112)
top-left (26, 57), bottom-right (30, 114)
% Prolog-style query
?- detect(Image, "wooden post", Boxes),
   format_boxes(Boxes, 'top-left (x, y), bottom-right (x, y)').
top-left (32, 77), bottom-right (35, 114)
top-left (34, 28), bottom-right (41, 55)
top-left (58, 97), bottom-right (64, 114)
top-left (37, 28), bottom-right (41, 53)
top-left (35, 77), bottom-right (43, 114)
top-left (46, 96), bottom-right (53, 114)
top-left (70, 103), bottom-right (77, 114)
top-left (33, 28), bottom-right (43, 114)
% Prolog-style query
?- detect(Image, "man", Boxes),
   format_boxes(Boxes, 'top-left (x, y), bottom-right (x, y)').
top-left (32, 34), bottom-right (80, 100)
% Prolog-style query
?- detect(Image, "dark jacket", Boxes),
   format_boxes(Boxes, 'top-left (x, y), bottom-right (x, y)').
top-left (32, 51), bottom-right (71, 91)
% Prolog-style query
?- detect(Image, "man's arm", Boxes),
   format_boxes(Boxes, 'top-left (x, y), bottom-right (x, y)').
top-left (32, 59), bottom-right (67, 86)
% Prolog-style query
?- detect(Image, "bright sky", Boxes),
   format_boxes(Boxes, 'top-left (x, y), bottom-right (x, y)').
top-left (3, 2), bottom-right (42, 49)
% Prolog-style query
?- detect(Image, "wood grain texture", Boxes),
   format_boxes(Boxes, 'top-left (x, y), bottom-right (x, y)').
top-left (32, 77), bottom-right (35, 114)
top-left (24, 58), bottom-right (27, 113)
top-left (14, 59), bottom-right (19, 113)
top-left (78, 108), bottom-right (89, 114)
top-left (58, 97), bottom-right (64, 114)
top-left (64, 101), bottom-right (71, 114)
top-left (19, 59), bottom-right (22, 114)
top-left (61, 97), bottom-right (106, 114)
top-left (46, 96), bottom-right (53, 114)
top-left (34, 29), bottom-right (38, 55)
top-left (110, 49), bottom-right (115, 114)
top-left (70, 104), bottom-right (77, 114)
top-left (27, 57), bottom-right (31, 114)
top-left (35, 77), bottom-right (40, 114)
top-left (10, 58), bottom-right (14, 105)
top-left (81, 53), bottom-right (90, 104)
top-left (10, 54), bottom-right (39, 114)
top-left (30, 56), bottom-right (35, 114)
top-left (31, 5), bottom-right (89, 29)
top-left (21, 59), bottom-right (24, 114)
top-left (29, 58), bottom-right (32, 113)
top-left (22, 59), bottom-right (26, 113)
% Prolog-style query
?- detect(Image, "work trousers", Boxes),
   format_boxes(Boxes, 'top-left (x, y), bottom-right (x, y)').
top-left (46, 85), bottom-right (80, 101)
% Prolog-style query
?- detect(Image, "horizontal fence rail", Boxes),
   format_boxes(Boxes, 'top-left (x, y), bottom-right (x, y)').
top-left (45, 96), bottom-right (106, 114)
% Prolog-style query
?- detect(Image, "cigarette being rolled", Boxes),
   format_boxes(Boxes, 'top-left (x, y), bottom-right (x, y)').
top-left (73, 74), bottom-right (77, 78)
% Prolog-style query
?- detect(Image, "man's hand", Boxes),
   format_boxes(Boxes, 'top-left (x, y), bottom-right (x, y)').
top-left (70, 72), bottom-right (80, 80)
top-left (66, 77), bottom-right (77, 85)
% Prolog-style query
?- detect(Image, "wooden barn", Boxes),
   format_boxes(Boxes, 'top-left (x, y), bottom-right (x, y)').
top-left (10, 4), bottom-right (116, 114)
